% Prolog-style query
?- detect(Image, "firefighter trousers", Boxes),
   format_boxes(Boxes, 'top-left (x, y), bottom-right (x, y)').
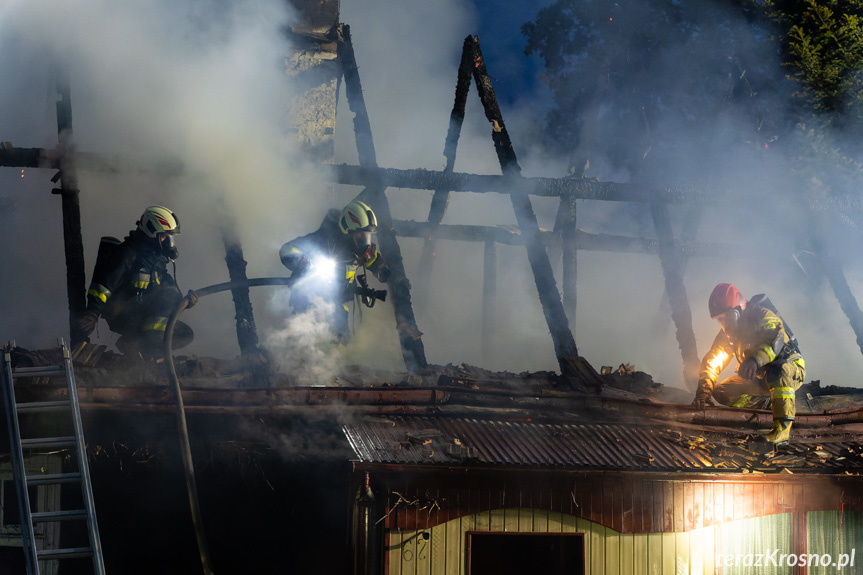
top-left (712, 358), bottom-right (805, 420)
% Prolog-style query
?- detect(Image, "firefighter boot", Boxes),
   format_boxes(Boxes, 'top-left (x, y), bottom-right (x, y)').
top-left (764, 419), bottom-right (793, 445)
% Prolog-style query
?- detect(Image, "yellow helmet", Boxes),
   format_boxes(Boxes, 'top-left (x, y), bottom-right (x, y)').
top-left (338, 201), bottom-right (377, 234)
top-left (138, 206), bottom-right (181, 238)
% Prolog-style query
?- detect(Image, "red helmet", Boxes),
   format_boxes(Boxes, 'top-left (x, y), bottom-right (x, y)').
top-left (708, 283), bottom-right (746, 318)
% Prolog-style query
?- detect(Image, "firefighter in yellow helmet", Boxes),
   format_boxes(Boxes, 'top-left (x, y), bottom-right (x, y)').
top-left (691, 283), bottom-right (805, 444)
top-left (279, 200), bottom-right (391, 342)
top-left (75, 206), bottom-right (193, 359)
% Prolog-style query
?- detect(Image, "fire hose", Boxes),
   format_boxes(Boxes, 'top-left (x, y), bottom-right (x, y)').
top-left (161, 276), bottom-right (386, 575)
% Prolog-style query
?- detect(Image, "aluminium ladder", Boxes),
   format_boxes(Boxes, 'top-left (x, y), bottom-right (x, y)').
top-left (1, 339), bottom-right (106, 575)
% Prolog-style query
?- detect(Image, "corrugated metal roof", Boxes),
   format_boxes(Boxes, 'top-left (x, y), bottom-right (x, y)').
top-left (343, 416), bottom-right (863, 472)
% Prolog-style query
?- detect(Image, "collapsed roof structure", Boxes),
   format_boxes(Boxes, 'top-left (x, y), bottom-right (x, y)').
top-left (2, 1), bottom-right (863, 574)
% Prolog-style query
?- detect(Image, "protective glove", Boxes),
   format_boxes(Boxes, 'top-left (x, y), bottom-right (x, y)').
top-left (691, 385), bottom-right (712, 410)
top-left (77, 309), bottom-right (100, 337)
top-left (738, 357), bottom-right (758, 381)
top-left (376, 265), bottom-right (392, 283)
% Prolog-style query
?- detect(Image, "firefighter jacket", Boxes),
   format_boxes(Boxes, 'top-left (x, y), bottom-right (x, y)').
top-left (696, 304), bottom-right (803, 396)
top-left (279, 209), bottom-right (389, 283)
top-left (85, 229), bottom-right (177, 318)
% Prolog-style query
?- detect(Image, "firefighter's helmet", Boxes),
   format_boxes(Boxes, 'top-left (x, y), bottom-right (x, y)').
top-left (339, 201), bottom-right (377, 235)
top-left (708, 283), bottom-right (746, 318)
top-left (138, 206), bottom-right (181, 238)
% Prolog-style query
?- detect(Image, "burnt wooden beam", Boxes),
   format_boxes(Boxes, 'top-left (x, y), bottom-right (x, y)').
top-left (327, 163), bottom-right (732, 204)
top-left (819, 249), bottom-right (863, 355)
top-left (52, 77), bottom-right (88, 347)
top-left (556, 193), bottom-right (578, 328)
top-left (337, 24), bottom-right (376, 168)
top-left (651, 202), bottom-right (700, 387)
top-left (338, 24), bottom-right (427, 372)
top-left (466, 35), bottom-right (578, 368)
top-left (481, 240), bottom-right (497, 364)
top-left (393, 219), bottom-right (736, 256)
top-left (220, 222), bottom-right (270, 388)
top-left (0, 146), bottom-right (46, 168)
top-left (416, 36), bottom-right (474, 291)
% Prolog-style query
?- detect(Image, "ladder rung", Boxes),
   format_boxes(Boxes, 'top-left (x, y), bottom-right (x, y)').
top-left (37, 547), bottom-right (93, 560)
top-left (27, 473), bottom-right (82, 486)
top-left (12, 366), bottom-right (64, 377)
top-left (31, 509), bottom-right (88, 522)
top-left (17, 400), bottom-right (71, 413)
top-left (20, 437), bottom-right (77, 450)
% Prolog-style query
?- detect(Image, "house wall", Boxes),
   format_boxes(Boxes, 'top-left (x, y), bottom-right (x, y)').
top-left (370, 469), bottom-right (863, 534)
top-left (386, 509), bottom-right (802, 575)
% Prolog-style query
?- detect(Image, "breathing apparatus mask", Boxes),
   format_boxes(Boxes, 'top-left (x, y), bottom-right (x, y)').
top-left (158, 232), bottom-right (179, 260)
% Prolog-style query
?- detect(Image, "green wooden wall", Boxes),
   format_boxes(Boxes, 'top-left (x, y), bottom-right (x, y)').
top-left (386, 508), bottom-right (798, 575)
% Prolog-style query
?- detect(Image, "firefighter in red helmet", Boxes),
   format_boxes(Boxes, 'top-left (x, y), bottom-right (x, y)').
top-left (692, 283), bottom-right (805, 445)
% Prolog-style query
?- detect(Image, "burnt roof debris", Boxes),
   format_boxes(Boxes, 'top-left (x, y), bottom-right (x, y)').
top-left (8, 344), bottom-right (863, 474)
top-left (343, 415), bottom-right (863, 474)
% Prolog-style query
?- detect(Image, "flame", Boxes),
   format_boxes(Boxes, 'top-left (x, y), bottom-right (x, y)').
top-left (707, 350), bottom-right (729, 372)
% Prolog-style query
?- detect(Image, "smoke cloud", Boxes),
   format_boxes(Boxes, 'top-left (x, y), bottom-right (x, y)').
top-left (2, 0), bottom-right (862, 391)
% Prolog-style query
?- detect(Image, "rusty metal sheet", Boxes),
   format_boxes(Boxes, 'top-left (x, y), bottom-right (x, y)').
top-left (342, 416), bottom-right (863, 473)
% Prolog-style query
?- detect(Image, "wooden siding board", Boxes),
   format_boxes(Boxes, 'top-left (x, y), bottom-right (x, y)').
top-left (663, 483), bottom-right (674, 533)
top-left (416, 529), bottom-right (431, 575)
top-left (621, 480), bottom-right (633, 534)
top-left (606, 526), bottom-right (620, 575)
top-left (794, 483), bottom-right (804, 511)
top-left (734, 483), bottom-right (745, 521)
top-left (630, 479), bottom-right (643, 534)
top-left (534, 490), bottom-right (549, 532)
top-left (693, 482), bottom-right (704, 530)
top-left (460, 512), bottom-right (475, 574)
top-left (502, 507), bottom-right (518, 532)
top-left (389, 530), bottom-right (402, 575)
top-left (572, 480), bottom-right (587, 519)
top-left (593, 477), bottom-right (605, 525)
top-left (683, 482), bottom-right (695, 531)
top-left (653, 482), bottom-right (664, 533)
top-left (724, 483), bottom-right (734, 522)
top-left (744, 483), bottom-right (754, 519)
top-left (620, 533), bottom-right (634, 575)
top-left (444, 519), bottom-right (461, 575)
top-left (612, 479), bottom-right (624, 532)
top-left (633, 533), bottom-right (648, 574)
top-left (642, 481), bottom-right (654, 533)
top-left (661, 532), bottom-right (675, 575)
top-left (673, 483), bottom-right (684, 533)
top-left (703, 482), bottom-right (714, 527)
top-left (590, 521), bottom-right (605, 575)
top-left (704, 526), bottom-right (716, 575)
top-left (676, 530), bottom-right (690, 575)
top-left (753, 483), bottom-right (764, 519)
top-left (517, 507), bottom-right (533, 532)
top-left (429, 523), bottom-right (444, 575)
top-left (647, 532), bottom-right (662, 575)
top-left (489, 507), bottom-right (505, 532)
top-left (562, 513), bottom-right (578, 533)
top-left (547, 510), bottom-right (564, 533)
top-left (474, 489), bottom-right (489, 532)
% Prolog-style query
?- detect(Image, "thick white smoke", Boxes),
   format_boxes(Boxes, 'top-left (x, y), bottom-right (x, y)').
top-left (2, 0), bottom-right (862, 391)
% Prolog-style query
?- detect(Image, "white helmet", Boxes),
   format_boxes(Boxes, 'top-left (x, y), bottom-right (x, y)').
top-left (138, 206), bottom-right (181, 238)
top-left (339, 201), bottom-right (377, 260)
top-left (338, 201), bottom-right (377, 234)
